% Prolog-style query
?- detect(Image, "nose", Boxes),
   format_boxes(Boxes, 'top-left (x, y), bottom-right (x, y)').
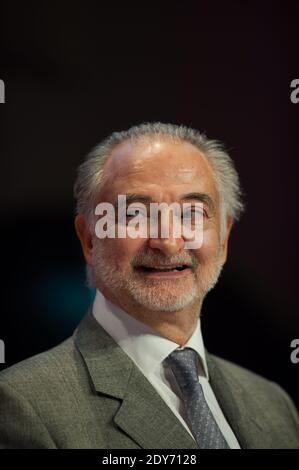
top-left (147, 210), bottom-right (186, 256)
top-left (148, 235), bottom-right (185, 256)
top-left (148, 222), bottom-right (184, 256)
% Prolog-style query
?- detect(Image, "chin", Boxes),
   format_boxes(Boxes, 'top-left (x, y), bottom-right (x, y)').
top-left (131, 289), bottom-right (199, 313)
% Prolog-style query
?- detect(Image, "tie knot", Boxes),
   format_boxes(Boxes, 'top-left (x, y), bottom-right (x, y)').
top-left (165, 347), bottom-right (199, 385)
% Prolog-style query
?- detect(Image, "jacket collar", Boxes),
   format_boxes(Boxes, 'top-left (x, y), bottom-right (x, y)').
top-left (206, 353), bottom-right (281, 449)
top-left (74, 309), bottom-right (198, 449)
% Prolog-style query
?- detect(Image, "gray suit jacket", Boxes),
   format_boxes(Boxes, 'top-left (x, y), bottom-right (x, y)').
top-left (0, 311), bottom-right (298, 449)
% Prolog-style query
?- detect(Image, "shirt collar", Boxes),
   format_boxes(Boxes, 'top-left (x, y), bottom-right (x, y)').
top-left (92, 289), bottom-right (209, 379)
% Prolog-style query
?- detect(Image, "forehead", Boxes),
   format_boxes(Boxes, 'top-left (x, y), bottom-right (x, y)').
top-left (100, 137), bottom-right (218, 201)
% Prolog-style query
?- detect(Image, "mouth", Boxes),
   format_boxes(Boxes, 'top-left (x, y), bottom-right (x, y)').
top-left (134, 264), bottom-right (193, 278)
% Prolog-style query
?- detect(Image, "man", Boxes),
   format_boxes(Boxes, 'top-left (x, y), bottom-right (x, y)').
top-left (0, 123), bottom-right (298, 449)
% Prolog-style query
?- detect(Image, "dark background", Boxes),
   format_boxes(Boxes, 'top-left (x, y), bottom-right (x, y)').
top-left (0, 1), bottom-right (298, 406)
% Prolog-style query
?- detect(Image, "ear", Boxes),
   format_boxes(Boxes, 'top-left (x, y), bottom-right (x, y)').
top-left (220, 216), bottom-right (234, 265)
top-left (74, 214), bottom-right (93, 265)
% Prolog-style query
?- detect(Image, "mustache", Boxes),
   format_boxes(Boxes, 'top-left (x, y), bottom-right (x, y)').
top-left (131, 249), bottom-right (199, 270)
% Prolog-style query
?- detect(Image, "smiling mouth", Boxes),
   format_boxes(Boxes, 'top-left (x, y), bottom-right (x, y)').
top-left (136, 264), bottom-right (191, 273)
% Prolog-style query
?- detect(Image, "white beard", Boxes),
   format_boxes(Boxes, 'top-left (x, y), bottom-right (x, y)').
top-left (89, 241), bottom-right (223, 312)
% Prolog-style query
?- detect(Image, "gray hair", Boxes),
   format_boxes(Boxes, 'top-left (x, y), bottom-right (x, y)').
top-left (74, 122), bottom-right (245, 231)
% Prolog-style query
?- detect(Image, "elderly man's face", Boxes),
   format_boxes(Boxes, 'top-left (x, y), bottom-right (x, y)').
top-left (85, 138), bottom-right (232, 312)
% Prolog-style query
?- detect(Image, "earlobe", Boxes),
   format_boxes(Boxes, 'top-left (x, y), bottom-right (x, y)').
top-left (74, 214), bottom-right (93, 265)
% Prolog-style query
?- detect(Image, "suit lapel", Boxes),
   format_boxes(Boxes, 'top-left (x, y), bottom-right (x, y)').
top-left (74, 311), bottom-right (198, 449)
top-left (114, 365), bottom-right (198, 449)
top-left (206, 353), bottom-right (274, 449)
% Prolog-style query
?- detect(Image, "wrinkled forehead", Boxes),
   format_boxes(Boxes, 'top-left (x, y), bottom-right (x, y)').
top-left (100, 137), bottom-right (219, 199)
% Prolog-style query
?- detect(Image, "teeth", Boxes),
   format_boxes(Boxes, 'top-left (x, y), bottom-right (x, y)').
top-left (157, 268), bottom-right (176, 271)
top-left (142, 265), bottom-right (186, 272)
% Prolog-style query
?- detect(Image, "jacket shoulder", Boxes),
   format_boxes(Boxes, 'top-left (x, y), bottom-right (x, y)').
top-left (209, 353), bottom-right (299, 428)
top-left (209, 354), bottom-right (275, 388)
top-left (0, 336), bottom-right (80, 393)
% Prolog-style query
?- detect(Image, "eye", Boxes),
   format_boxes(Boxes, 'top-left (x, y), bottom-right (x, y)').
top-left (126, 205), bottom-right (148, 218)
top-left (182, 207), bottom-right (205, 219)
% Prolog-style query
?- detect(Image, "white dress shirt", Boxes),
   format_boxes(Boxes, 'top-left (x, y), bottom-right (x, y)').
top-left (92, 289), bottom-right (240, 448)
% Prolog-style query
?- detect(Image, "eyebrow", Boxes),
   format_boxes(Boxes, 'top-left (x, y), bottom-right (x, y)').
top-left (179, 192), bottom-right (215, 212)
top-left (114, 194), bottom-right (153, 207)
top-left (114, 192), bottom-right (215, 212)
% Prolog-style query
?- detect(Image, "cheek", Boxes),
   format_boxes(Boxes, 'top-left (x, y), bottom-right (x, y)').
top-left (102, 237), bottom-right (146, 267)
top-left (193, 228), bottom-right (221, 263)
